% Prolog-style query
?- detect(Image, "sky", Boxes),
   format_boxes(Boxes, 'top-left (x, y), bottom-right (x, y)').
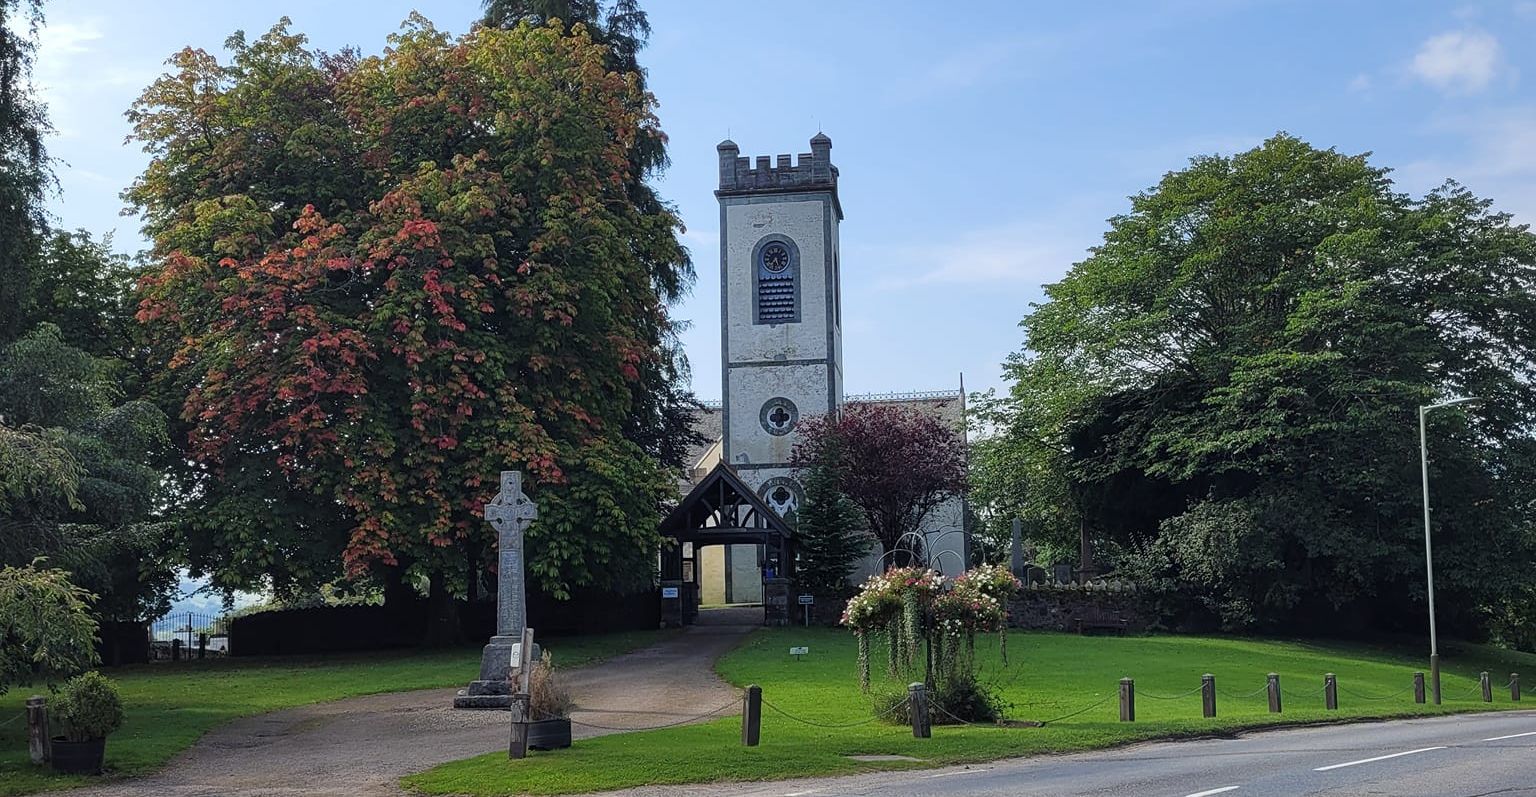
top-left (24, 0), bottom-right (1536, 404)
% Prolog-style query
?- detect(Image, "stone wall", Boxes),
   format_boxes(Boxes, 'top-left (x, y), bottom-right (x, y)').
top-left (1007, 583), bottom-right (1152, 633)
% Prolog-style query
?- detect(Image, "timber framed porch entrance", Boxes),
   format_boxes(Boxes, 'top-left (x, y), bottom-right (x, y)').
top-left (659, 462), bottom-right (795, 627)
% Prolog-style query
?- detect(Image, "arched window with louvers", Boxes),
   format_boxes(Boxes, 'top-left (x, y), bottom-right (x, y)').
top-left (753, 235), bottom-right (800, 325)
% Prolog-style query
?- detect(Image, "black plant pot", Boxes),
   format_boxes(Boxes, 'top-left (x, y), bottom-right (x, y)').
top-left (51, 737), bottom-right (106, 775)
top-left (527, 717), bottom-right (572, 750)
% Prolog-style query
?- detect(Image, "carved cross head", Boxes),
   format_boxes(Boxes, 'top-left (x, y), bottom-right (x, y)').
top-left (485, 470), bottom-right (538, 539)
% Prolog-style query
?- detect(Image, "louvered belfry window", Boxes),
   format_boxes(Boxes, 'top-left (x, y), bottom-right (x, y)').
top-left (754, 237), bottom-right (799, 324)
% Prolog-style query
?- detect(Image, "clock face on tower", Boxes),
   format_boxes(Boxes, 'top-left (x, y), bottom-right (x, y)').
top-left (762, 243), bottom-right (790, 273)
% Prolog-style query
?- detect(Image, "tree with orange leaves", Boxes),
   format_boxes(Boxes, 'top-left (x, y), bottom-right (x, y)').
top-left (131, 16), bottom-right (693, 639)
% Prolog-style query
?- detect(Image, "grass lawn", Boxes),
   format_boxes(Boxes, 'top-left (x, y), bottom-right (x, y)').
top-left (0, 628), bottom-right (671, 796)
top-left (406, 629), bottom-right (1536, 796)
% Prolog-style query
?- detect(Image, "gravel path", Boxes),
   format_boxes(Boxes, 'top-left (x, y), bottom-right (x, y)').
top-left (60, 607), bottom-right (759, 797)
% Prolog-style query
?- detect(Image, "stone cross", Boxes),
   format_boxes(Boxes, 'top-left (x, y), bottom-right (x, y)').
top-left (486, 471), bottom-right (538, 638)
top-left (454, 470), bottom-right (539, 709)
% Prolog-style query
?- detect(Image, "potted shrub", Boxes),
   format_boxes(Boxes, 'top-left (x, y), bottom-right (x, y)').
top-left (50, 672), bottom-right (124, 775)
top-left (525, 652), bottom-right (573, 750)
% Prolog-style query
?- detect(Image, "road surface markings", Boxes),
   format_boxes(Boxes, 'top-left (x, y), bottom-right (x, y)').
top-left (783, 790), bottom-right (820, 796)
top-left (926, 767), bottom-right (993, 778)
top-left (1313, 747), bottom-right (1446, 772)
top-left (1483, 731), bottom-right (1536, 742)
top-left (1182, 787), bottom-right (1240, 797)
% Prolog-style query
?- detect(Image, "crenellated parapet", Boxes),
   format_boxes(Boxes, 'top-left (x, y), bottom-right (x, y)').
top-left (716, 133), bottom-right (838, 202)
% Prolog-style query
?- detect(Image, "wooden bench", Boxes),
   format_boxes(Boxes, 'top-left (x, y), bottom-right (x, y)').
top-left (1073, 607), bottom-right (1129, 635)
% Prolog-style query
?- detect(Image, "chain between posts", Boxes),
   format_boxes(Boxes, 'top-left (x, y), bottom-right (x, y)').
top-left (1218, 683), bottom-right (1273, 700)
top-left (0, 712), bottom-right (23, 727)
top-left (551, 695), bottom-right (743, 732)
top-left (1337, 683), bottom-right (1415, 701)
top-left (1138, 685), bottom-right (1206, 701)
top-left (760, 696), bottom-right (909, 729)
top-left (1036, 693), bottom-right (1116, 726)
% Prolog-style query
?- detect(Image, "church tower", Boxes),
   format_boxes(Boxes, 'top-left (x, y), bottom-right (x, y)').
top-left (716, 133), bottom-right (844, 529)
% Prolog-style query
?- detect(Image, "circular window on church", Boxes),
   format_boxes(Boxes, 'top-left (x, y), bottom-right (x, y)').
top-left (758, 477), bottom-right (804, 520)
top-left (759, 397), bottom-right (799, 436)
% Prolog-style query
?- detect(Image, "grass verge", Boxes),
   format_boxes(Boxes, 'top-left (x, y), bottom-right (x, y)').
top-left (405, 629), bottom-right (1536, 796)
top-left (0, 628), bottom-right (672, 796)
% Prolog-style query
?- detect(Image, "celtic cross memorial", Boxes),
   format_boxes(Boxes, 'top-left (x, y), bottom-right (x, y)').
top-left (454, 471), bottom-right (539, 709)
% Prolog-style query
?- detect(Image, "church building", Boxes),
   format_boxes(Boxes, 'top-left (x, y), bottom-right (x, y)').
top-left (681, 134), bottom-right (969, 606)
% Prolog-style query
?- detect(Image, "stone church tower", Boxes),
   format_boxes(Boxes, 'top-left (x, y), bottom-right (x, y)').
top-left (716, 133), bottom-right (844, 525)
top-left (689, 134), bottom-right (968, 606)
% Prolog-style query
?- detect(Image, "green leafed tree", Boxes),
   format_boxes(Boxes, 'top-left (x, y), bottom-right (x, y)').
top-left (0, 325), bottom-right (176, 622)
top-left (983, 133), bottom-right (1536, 635)
top-left (0, 562), bottom-right (100, 694)
top-left (793, 459), bottom-right (871, 599)
top-left (129, 16), bottom-right (696, 638)
top-left (0, 0), bottom-right (51, 345)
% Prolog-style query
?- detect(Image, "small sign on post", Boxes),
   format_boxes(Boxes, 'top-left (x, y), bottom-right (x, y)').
top-left (661, 586), bottom-right (679, 599)
top-left (798, 594), bottom-right (814, 627)
top-left (789, 646), bottom-right (809, 661)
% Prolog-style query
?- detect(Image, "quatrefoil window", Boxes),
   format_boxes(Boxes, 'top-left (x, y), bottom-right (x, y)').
top-left (759, 398), bottom-right (799, 436)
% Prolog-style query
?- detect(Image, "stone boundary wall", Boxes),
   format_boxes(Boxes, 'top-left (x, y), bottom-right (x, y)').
top-left (1007, 583), bottom-right (1152, 633)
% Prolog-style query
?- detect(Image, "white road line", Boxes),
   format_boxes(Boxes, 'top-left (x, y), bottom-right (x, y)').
top-left (1313, 747), bottom-right (1446, 772)
top-left (1483, 730), bottom-right (1536, 742)
top-left (926, 768), bottom-right (992, 778)
top-left (1182, 787), bottom-right (1240, 797)
top-left (782, 790), bottom-right (820, 796)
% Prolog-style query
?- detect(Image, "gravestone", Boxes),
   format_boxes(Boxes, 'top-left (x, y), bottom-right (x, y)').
top-left (455, 471), bottom-right (539, 709)
top-left (1024, 565), bottom-right (1047, 586)
top-left (1009, 518), bottom-right (1025, 579)
top-left (1052, 563), bottom-right (1073, 585)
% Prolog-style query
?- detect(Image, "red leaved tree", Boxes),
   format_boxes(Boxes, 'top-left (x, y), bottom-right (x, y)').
top-left (792, 403), bottom-right (967, 568)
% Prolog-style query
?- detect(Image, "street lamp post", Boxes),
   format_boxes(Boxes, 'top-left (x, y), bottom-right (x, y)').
top-left (1419, 396), bottom-right (1480, 706)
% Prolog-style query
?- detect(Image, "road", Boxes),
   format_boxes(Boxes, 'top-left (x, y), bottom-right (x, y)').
top-left (597, 710), bottom-right (1536, 797)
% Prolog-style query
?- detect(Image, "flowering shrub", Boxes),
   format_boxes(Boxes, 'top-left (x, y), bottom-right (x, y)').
top-left (842, 563), bottom-right (1020, 694)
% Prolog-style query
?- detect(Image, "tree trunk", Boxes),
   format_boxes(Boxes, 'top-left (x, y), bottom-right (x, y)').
top-left (423, 574), bottom-right (461, 647)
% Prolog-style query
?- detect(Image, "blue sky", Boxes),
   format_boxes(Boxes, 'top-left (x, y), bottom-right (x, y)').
top-left (27, 0), bottom-right (1536, 401)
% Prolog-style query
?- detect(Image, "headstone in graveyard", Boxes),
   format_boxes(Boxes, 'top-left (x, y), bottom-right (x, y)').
top-left (1009, 518), bottom-right (1025, 578)
top-left (455, 471), bottom-right (540, 709)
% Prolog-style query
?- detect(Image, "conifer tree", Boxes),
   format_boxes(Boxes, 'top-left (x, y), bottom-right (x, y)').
top-left (794, 461), bottom-right (870, 598)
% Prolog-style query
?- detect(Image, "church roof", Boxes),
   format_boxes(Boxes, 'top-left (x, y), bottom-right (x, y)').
top-left (680, 391), bottom-right (965, 490)
top-left (661, 461), bottom-right (794, 544)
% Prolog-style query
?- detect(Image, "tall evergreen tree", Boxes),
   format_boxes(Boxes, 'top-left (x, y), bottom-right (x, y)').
top-left (793, 460), bottom-right (870, 599)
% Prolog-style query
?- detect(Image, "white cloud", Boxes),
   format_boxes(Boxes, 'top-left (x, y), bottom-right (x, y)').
top-left (1410, 29), bottom-right (1507, 93)
top-left (1348, 73), bottom-right (1373, 93)
top-left (857, 217), bottom-right (1100, 290)
top-left (1397, 106), bottom-right (1536, 224)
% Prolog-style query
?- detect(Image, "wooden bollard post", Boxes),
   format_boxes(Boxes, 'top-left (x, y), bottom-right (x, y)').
top-left (1119, 678), bottom-right (1135, 722)
top-left (25, 696), bottom-right (49, 764)
top-left (1267, 673), bottom-right (1282, 713)
top-left (1201, 674), bottom-right (1216, 718)
top-left (1413, 672), bottom-right (1426, 704)
top-left (1512, 673), bottom-right (1521, 702)
top-left (908, 683), bottom-right (931, 738)
top-left (1481, 672), bottom-right (1492, 703)
top-left (507, 693), bottom-right (529, 759)
top-left (1324, 673), bottom-right (1338, 711)
top-left (741, 685), bottom-right (762, 746)
top-left (507, 627), bottom-right (535, 760)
